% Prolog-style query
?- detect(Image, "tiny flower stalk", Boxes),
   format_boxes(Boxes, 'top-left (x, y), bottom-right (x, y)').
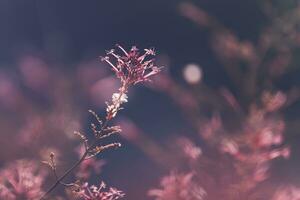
top-left (40, 45), bottom-right (161, 200)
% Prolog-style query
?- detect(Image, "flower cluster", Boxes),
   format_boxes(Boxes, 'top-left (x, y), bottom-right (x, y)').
top-left (0, 160), bottom-right (47, 200)
top-left (70, 181), bottom-right (124, 200)
top-left (272, 185), bottom-right (300, 200)
top-left (102, 45), bottom-right (162, 120)
top-left (149, 172), bottom-right (206, 200)
top-left (101, 44), bottom-right (161, 86)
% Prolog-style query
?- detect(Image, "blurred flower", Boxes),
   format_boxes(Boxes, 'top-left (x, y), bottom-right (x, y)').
top-left (177, 137), bottom-right (202, 160)
top-left (255, 127), bottom-right (283, 148)
top-left (253, 162), bottom-right (270, 182)
top-left (149, 171), bottom-right (206, 200)
top-left (261, 91), bottom-right (287, 112)
top-left (0, 159), bottom-right (47, 200)
top-left (220, 139), bottom-right (239, 156)
top-left (273, 185), bottom-right (300, 200)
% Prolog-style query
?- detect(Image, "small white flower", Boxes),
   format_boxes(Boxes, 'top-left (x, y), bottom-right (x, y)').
top-left (112, 93), bottom-right (128, 105)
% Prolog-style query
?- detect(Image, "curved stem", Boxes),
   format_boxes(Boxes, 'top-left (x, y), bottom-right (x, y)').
top-left (40, 82), bottom-right (128, 200)
top-left (40, 150), bottom-right (89, 200)
top-left (40, 120), bottom-right (112, 199)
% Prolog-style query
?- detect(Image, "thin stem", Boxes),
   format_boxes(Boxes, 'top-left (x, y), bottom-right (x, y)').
top-left (40, 121), bottom-right (110, 199)
top-left (40, 82), bottom-right (129, 200)
top-left (40, 150), bottom-right (89, 200)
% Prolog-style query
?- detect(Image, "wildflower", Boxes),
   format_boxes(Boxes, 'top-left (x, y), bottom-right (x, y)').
top-left (70, 181), bottom-right (124, 200)
top-left (273, 185), bottom-right (300, 200)
top-left (148, 171), bottom-right (206, 200)
top-left (102, 45), bottom-right (162, 120)
top-left (40, 45), bottom-right (161, 199)
top-left (101, 44), bottom-right (162, 86)
top-left (255, 127), bottom-right (283, 148)
top-left (262, 91), bottom-right (287, 112)
top-left (220, 139), bottom-right (239, 156)
top-left (0, 160), bottom-right (47, 200)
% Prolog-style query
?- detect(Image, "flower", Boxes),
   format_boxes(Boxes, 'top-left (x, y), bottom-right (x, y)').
top-left (148, 171), bottom-right (206, 200)
top-left (177, 137), bottom-right (202, 160)
top-left (70, 181), bottom-right (124, 200)
top-left (0, 159), bottom-right (48, 200)
top-left (112, 92), bottom-right (128, 105)
top-left (101, 45), bottom-right (162, 120)
top-left (273, 185), bottom-right (300, 200)
top-left (101, 44), bottom-right (162, 85)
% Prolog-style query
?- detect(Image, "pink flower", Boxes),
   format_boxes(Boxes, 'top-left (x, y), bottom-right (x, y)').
top-left (273, 185), bottom-right (300, 200)
top-left (101, 44), bottom-right (162, 85)
top-left (148, 171), bottom-right (206, 200)
top-left (177, 137), bottom-right (202, 160)
top-left (70, 181), bottom-right (124, 200)
top-left (0, 159), bottom-right (47, 200)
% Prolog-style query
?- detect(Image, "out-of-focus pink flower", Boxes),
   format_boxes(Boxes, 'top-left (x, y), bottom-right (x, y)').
top-left (255, 127), bottom-right (283, 148)
top-left (262, 91), bottom-right (287, 112)
top-left (273, 185), bottom-right (300, 200)
top-left (268, 147), bottom-right (290, 159)
top-left (0, 159), bottom-right (47, 200)
top-left (148, 172), bottom-right (206, 200)
top-left (177, 137), bottom-right (202, 160)
top-left (253, 121), bottom-right (285, 148)
top-left (253, 162), bottom-right (270, 182)
top-left (220, 139), bottom-right (239, 156)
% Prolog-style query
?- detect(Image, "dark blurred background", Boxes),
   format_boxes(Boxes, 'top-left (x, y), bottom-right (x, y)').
top-left (1, 0), bottom-right (300, 199)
